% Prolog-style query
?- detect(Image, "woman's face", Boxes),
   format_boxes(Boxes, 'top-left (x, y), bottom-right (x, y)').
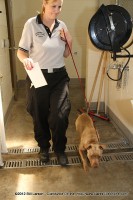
top-left (43, 0), bottom-right (63, 19)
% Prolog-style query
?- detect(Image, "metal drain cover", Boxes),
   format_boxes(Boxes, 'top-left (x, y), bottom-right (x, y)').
top-left (7, 145), bottom-right (79, 154)
top-left (7, 142), bottom-right (132, 155)
top-left (1, 144), bottom-right (133, 169)
top-left (101, 152), bottom-right (133, 162)
top-left (2, 152), bottom-right (133, 169)
top-left (3, 156), bottom-right (81, 169)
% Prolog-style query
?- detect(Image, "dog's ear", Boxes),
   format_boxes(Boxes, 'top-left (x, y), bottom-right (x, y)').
top-left (99, 144), bottom-right (106, 150)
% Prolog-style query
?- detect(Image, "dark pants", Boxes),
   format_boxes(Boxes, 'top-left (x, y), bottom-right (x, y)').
top-left (26, 68), bottom-right (71, 153)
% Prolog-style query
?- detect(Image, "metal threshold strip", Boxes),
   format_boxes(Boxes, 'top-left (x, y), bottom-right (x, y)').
top-left (1, 152), bottom-right (133, 169)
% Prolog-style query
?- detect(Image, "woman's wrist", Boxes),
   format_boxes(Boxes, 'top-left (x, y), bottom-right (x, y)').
top-left (22, 58), bottom-right (34, 70)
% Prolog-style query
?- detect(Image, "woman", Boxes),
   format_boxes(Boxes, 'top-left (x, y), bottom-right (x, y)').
top-left (17, 0), bottom-right (72, 166)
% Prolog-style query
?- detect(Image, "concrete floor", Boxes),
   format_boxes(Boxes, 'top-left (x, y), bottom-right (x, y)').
top-left (0, 82), bottom-right (133, 200)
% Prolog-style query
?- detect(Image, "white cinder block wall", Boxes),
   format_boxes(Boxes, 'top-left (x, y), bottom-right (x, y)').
top-left (0, 0), bottom-right (13, 116)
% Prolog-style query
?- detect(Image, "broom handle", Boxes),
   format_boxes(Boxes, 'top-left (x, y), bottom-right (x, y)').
top-left (97, 66), bottom-right (105, 114)
top-left (97, 52), bottom-right (107, 114)
top-left (104, 52), bottom-right (108, 115)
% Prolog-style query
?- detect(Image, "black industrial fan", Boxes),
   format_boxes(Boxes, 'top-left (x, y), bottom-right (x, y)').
top-left (88, 4), bottom-right (132, 54)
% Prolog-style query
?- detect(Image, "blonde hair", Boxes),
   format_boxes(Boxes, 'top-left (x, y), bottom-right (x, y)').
top-left (41, 0), bottom-right (58, 15)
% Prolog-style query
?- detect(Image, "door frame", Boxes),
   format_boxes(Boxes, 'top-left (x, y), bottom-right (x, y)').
top-left (5, 0), bottom-right (18, 100)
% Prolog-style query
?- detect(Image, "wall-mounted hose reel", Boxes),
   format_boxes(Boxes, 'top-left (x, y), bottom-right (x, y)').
top-left (88, 4), bottom-right (133, 81)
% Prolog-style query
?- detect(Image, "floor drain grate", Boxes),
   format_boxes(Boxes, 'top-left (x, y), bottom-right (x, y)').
top-left (66, 145), bottom-right (78, 151)
top-left (8, 147), bottom-right (40, 154)
top-left (7, 142), bottom-right (132, 155)
top-left (3, 156), bottom-right (81, 169)
top-left (101, 155), bottom-right (113, 162)
top-left (2, 152), bottom-right (133, 169)
top-left (4, 160), bottom-right (23, 168)
top-left (107, 142), bottom-right (130, 149)
top-left (115, 153), bottom-right (133, 161)
top-left (101, 152), bottom-right (133, 163)
top-left (7, 145), bottom-right (79, 154)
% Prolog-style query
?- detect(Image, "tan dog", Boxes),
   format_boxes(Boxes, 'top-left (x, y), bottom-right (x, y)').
top-left (75, 113), bottom-right (105, 171)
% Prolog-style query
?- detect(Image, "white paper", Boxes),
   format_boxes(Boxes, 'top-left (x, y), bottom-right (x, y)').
top-left (25, 62), bottom-right (47, 88)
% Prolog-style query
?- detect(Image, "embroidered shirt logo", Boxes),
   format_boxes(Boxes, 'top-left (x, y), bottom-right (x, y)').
top-left (35, 32), bottom-right (45, 37)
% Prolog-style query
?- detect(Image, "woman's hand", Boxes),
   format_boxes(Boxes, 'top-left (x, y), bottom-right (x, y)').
top-left (23, 58), bottom-right (34, 70)
top-left (60, 29), bottom-right (72, 58)
top-left (17, 49), bottom-right (34, 70)
top-left (60, 29), bottom-right (67, 42)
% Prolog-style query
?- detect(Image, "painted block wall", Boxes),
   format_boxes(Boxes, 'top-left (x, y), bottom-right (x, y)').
top-left (12, 0), bottom-right (42, 80)
top-left (0, 0), bottom-right (13, 116)
top-left (107, 45), bottom-right (133, 134)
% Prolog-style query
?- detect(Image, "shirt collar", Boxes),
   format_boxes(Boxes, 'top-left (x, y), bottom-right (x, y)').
top-left (36, 14), bottom-right (60, 29)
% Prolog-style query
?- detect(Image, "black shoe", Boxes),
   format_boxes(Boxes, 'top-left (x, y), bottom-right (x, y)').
top-left (56, 152), bottom-right (68, 166)
top-left (39, 148), bottom-right (49, 163)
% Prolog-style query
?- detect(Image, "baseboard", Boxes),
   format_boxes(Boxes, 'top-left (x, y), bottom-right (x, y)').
top-left (108, 108), bottom-right (133, 145)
